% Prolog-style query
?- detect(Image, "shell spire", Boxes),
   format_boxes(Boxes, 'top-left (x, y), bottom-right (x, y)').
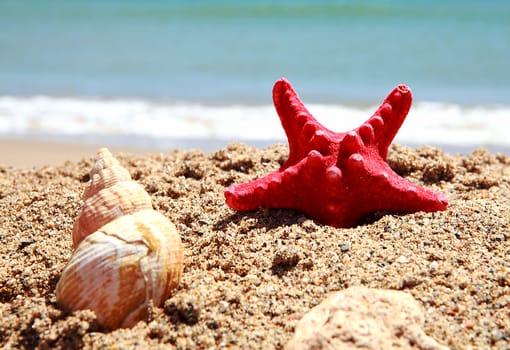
top-left (56, 148), bottom-right (184, 330)
top-left (72, 148), bottom-right (152, 247)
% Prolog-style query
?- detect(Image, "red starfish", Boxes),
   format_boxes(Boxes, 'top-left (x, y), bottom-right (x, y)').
top-left (224, 78), bottom-right (448, 228)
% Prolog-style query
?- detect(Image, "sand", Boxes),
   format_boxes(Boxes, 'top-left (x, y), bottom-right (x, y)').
top-left (0, 138), bottom-right (164, 169)
top-left (0, 142), bottom-right (509, 349)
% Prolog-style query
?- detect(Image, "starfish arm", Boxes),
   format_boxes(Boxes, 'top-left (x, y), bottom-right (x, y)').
top-left (224, 171), bottom-right (291, 211)
top-left (360, 84), bottom-right (412, 159)
top-left (366, 166), bottom-right (448, 214)
top-left (224, 151), bottom-right (328, 212)
top-left (273, 78), bottom-right (330, 166)
top-left (385, 178), bottom-right (448, 213)
top-left (337, 155), bottom-right (447, 222)
top-left (224, 179), bottom-right (267, 211)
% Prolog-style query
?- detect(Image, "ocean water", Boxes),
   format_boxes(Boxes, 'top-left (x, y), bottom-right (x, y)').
top-left (1, 0), bottom-right (509, 152)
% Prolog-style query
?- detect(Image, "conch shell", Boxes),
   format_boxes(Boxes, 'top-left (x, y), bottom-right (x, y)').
top-left (56, 148), bottom-right (183, 330)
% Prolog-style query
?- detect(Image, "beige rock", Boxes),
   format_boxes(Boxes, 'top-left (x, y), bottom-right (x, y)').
top-left (285, 286), bottom-right (448, 350)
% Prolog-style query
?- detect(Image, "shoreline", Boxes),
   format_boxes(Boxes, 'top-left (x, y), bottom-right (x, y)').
top-left (1, 137), bottom-right (510, 169)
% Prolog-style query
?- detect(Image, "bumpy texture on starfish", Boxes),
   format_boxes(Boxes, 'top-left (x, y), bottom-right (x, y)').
top-left (224, 78), bottom-right (448, 228)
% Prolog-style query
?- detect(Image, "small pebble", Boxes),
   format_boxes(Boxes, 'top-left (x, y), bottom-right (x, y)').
top-left (396, 255), bottom-right (410, 264)
top-left (430, 261), bottom-right (439, 273)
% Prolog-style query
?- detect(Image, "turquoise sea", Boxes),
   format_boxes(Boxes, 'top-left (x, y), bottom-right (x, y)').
top-left (0, 0), bottom-right (509, 151)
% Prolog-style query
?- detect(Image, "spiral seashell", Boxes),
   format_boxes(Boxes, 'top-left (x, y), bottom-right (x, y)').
top-left (56, 148), bottom-right (183, 330)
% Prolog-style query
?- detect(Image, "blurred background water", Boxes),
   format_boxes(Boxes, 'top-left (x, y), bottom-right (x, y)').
top-left (1, 0), bottom-right (509, 152)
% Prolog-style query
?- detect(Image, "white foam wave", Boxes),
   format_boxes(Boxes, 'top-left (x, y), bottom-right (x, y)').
top-left (0, 95), bottom-right (509, 149)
